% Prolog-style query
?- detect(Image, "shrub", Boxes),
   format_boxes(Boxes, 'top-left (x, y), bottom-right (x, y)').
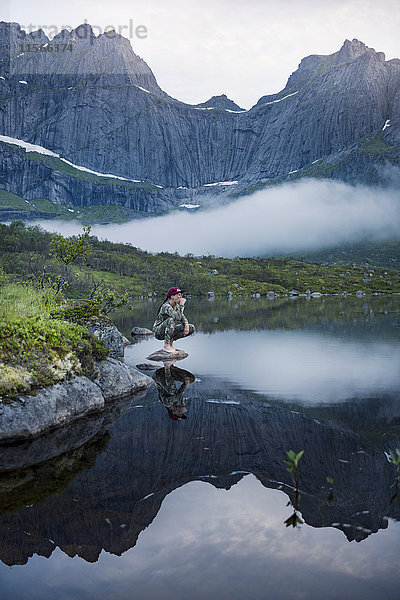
top-left (0, 316), bottom-right (108, 399)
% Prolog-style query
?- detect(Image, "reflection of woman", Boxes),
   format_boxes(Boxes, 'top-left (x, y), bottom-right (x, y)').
top-left (152, 287), bottom-right (195, 355)
top-left (153, 364), bottom-right (195, 420)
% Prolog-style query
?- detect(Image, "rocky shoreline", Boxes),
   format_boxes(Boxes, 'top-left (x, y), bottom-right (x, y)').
top-left (0, 322), bottom-right (154, 443)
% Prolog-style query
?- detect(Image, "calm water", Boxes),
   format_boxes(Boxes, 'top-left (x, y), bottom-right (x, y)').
top-left (1, 296), bottom-right (400, 600)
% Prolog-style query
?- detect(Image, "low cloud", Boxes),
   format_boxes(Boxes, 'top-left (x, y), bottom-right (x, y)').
top-left (34, 179), bottom-right (400, 257)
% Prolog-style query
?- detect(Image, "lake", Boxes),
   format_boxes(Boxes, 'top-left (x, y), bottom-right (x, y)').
top-left (1, 296), bottom-right (400, 599)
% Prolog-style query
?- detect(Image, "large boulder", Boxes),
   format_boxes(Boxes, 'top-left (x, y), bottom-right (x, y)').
top-left (95, 358), bottom-right (153, 401)
top-left (0, 376), bottom-right (104, 441)
top-left (0, 359), bottom-right (154, 442)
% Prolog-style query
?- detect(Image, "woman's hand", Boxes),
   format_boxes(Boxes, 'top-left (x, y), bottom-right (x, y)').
top-left (184, 323), bottom-right (189, 336)
top-left (179, 297), bottom-right (186, 306)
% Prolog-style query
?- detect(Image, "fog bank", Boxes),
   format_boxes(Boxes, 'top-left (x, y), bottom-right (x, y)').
top-left (32, 179), bottom-right (400, 257)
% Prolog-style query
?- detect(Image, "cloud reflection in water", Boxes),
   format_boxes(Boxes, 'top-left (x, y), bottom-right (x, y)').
top-left (128, 329), bottom-right (400, 404)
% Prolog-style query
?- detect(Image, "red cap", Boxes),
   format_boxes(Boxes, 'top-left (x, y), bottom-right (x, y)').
top-left (167, 287), bottom-right (185, 297)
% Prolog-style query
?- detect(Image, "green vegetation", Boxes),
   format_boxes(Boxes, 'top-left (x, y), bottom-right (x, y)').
top-left (0, 230), bottom-right (111, 400)
top-left (0, 283), bottom-right (108, 399)
top-left (0, 189), bottom-right (145, 224)
top-left (284, 449), bottom-right (304, 475)
top-left (51, 299), bottom-right (104, 325)
top-left (1, 221), bottom-right (400, 299)
top-left (51, 226), bottom-right (92, 267)
top-left (388, 449), bottom-right (400, 505)
top-left (284, 449), bottom-right (304, 528)
top-left (294, 240), bottom-right (400, 270)
top-left (1, 218), bottom-right (400, 400)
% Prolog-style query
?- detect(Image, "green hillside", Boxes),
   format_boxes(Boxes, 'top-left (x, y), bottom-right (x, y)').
top-left (1, 221), bottom-right (400, 298)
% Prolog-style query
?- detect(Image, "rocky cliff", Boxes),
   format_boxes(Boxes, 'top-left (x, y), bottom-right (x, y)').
top-left (0, 22), bottom-right (399, 216)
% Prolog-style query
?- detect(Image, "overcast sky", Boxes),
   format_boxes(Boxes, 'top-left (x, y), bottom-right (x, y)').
top-left (2, 0), bottom-right (400, 108)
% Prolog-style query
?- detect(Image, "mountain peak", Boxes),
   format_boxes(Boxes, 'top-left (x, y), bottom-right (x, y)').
top-left (194, 94), bottom-right (244, 111)
top-left (0, 20), bottom-right (165, 96)
top-left (285, 39), bottom-right (385, 89)
top-left (336, 38), bottom-right (384, 62)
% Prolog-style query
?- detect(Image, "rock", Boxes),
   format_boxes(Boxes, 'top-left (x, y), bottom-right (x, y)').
top-left (194, 94), bottom-right (244, 111)
top-left (136, 363), bottom-right (159, 371)
top-left (131, 327), bottom-right (153, 337)
top-left (95, 358), bottom-right (153, 401)
top-left (0, 358), bottom-right (153, 443)
top-left (87, 323), bottom-right (124, 358)
top-left (0, 376), bottom-right (104, 442)
top-left (122, 336), bottom-right (131, 346)
top-left (311, 292), bottom-right (323, 297)
top-left (267, 291), bottom-right (279, 299)
top-left (146, 349), bottom-right (188, 361)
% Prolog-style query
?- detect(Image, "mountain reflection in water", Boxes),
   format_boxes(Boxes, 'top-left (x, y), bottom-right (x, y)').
top-left (0, 297), bottom-right (399, 599)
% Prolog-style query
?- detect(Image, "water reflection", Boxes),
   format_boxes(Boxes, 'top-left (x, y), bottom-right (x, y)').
top-left (114, 296), bottom-right (400, 341)
top-left (125, 329), bottom-right (400, 404)
top-left (153, 363), bottom-right (195, 421)
top-left (0, 297), bottom-right (399, 599)
top-left (0, 375), bottom-right (399, 568)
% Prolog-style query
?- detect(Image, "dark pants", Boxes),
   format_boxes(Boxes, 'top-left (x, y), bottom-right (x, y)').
top-left (153, 318), bottom-right (195, 344)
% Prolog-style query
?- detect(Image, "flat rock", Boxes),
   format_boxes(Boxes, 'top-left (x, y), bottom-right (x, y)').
top-left (146, 349), bottom-right (188, 361)
top-left (136, 363), bottom-right (160, 371)
top-left (131, 327), bottom-right (153, 337)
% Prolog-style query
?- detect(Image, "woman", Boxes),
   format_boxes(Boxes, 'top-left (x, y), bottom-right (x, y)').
top-left (152, 287), bottom-right (195, 354)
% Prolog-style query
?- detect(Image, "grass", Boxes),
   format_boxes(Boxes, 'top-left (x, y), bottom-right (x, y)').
top-left (0, 189), bottom-right (148, 224)
top-left (0, 189), bottom-right (74, 218)
top-left (0, 283), bottom-right (108, 399)
top-left (0, 283), bottom-right (59, 321)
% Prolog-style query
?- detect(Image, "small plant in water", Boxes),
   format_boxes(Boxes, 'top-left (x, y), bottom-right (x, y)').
top-left (388, 449), bottom-right (400, 504)
top-left (284, 450), bottom-right (304, 489)
top-left (283, 449), bottom-right (304, 528)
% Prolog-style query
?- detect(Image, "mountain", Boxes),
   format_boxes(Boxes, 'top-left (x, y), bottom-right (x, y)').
top-left (0, 22), bottom-right (399, 219)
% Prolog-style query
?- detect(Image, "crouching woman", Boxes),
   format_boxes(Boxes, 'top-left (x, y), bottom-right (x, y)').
top-left (152, 287), bottom-right (195, 354)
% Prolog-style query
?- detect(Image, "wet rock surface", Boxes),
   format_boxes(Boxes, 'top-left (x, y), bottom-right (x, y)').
top-left (95, 358), bottom-right (154, 401)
